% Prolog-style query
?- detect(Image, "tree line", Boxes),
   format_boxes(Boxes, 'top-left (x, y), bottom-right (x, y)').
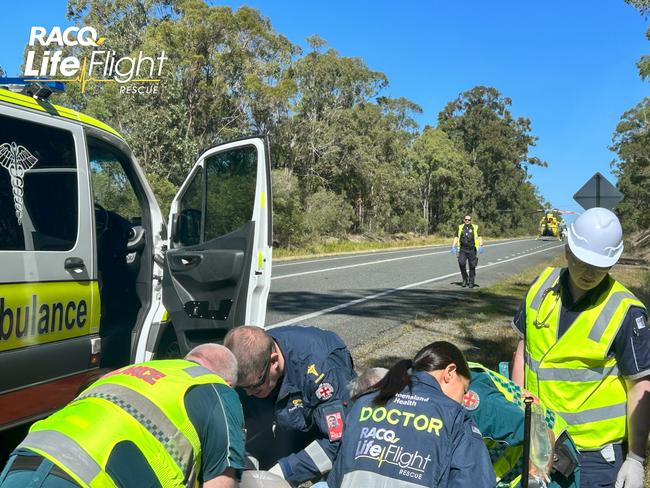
top-left (612, 1), bottom-right (650, 231)
top-left (30, 0), bottom-right (549, 246)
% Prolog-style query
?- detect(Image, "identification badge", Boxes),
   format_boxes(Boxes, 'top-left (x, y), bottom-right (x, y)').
top-left (600, 444), bottom-right (615, 463)
top-left (635, 316), bottom-right (646, 330)
top-left (325, 411), bottom-right (343, 441)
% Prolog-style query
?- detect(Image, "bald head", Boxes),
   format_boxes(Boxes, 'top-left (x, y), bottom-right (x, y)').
top-left (185, 343), bottom-right (238, 386)
top-left (224, 325), bottom-right (273, 386)
top-left (348, 367), bottom-right (388, 399)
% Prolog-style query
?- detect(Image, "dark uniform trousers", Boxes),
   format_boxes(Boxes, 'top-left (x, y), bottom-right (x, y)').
top-left (458, 247), bottom-right (478, 284)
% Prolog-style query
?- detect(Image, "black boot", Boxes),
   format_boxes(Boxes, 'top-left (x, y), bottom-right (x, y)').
top-left (468, 279), bottom-right (475, 288)
top-left (462, 279), bottom-right (468, 288)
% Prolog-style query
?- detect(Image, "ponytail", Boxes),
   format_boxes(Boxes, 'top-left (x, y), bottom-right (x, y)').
top-left (372, 341), bottom-right (470, 406)
top-left (372, 359), bottom-right (413, 406)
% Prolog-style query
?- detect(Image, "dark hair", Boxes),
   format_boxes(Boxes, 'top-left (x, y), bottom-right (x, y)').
top-left (372, 341), bottom-right (470, 406)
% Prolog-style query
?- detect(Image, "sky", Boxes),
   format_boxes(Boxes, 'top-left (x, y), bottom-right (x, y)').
top-left (1, 1), bottom-right (648, 217)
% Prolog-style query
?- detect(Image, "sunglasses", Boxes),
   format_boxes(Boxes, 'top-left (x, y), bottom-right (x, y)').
top-left (464, 218), bottom-right (471, 222)
top-left (239, 349), bottom-right (272, 390)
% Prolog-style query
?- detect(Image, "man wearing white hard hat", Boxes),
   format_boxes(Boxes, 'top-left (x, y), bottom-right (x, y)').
top-left (510, 208), bottom-right (650, 488)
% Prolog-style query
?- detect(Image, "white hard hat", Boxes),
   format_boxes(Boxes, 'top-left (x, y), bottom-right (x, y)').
top-left (567, 207), bottom-right (623, 268)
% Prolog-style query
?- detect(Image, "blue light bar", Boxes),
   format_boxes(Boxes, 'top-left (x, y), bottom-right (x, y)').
top-left (0, 77), bottom-right (65, 98)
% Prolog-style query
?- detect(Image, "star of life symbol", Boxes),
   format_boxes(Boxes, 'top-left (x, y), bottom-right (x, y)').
top-left (0, 142), bottom-right (38, 226)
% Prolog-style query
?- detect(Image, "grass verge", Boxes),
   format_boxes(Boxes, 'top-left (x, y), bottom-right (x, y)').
top-left (274, 234), bottom-right (528, 261)
top-left (353, 254), bottom-right (648, 370)
top-left (350, 253), bottom-right (650, 481)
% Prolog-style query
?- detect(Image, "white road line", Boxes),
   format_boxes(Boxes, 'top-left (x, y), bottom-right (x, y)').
top-left (273, 239), bottom-right (539, 280)
top-left (273, 245), bottom-right (447, 268)
top-left (267, 243), bottom-right (564, 328)
top-left (273, 238), bottom-right (534, 268)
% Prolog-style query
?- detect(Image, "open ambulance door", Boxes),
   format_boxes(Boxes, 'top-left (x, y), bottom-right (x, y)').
top-left (162, 136), bottom-right (272, 355)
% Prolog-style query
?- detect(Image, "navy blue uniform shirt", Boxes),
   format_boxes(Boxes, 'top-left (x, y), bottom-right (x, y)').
top-left (513, 269), bottom-right (650, 379)
top-left (327, 371), bottom-right (495, 488)
top-left (239, 325), bottom-right (355, 483)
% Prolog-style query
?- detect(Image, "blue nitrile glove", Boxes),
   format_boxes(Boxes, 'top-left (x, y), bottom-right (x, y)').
top-left (450, 246), bottom-right (457, 255)
top-left (478, 246), bottom-right (484, 254)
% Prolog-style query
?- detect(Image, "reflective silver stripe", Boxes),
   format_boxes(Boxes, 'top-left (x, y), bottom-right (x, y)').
top-left (183, 365), bottom-right (214, 378)
top-left (557, 402), bottom-right (627, 425)
top-left (17, 430), bottom-right (101, 485)
top-left (526, 354), bottom-right (619, 382)
top-left (304, 441), bottom-right (333, 473)
top-left (530, 268), bottom-right (561, 310)
top-left (589, 292), bottom-right (640, 343)
top-left (341, 470), bottom-right (426, 488)
top-left (79, 383), bottom-right (193, 473)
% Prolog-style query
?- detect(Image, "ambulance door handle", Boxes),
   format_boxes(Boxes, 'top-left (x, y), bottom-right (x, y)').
top-left (64, 257), bottom-right (86, 272)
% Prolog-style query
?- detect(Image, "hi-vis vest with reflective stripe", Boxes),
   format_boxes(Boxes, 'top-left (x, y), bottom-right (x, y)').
top-left (468, 362), bottom-right (568, 488)
top-left (458, 224), bottom-right (480, 249)
top-left (18, 359), bottom-right (229, 488)
top-left (523, 267), bottom-right (646, 450)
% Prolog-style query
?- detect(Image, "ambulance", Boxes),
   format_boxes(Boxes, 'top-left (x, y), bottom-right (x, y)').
top-left (0, 82), bottom-right (273, 429)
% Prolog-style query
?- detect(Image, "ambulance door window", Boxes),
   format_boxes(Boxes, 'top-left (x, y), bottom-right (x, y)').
top-left (204, 145), bottom-right (256, 241)
top-left (0, 114), bottom-right (77, 251)
top-left (177, 167), bottom-right (203, 247)
top-left (89, 140), bottom-right (141, 223)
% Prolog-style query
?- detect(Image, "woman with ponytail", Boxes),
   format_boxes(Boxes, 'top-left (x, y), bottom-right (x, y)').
top-left (327, 341), bottom-right (495, 488)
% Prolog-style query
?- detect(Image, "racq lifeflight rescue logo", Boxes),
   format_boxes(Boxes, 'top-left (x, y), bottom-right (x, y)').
top-left (24, 26), bottom-right (167, 94)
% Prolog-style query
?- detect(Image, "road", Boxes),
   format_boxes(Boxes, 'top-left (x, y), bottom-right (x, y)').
top-left (266, 238), bottom-right (564, 347)
top-left (0, 238), bottom-right (563, 466)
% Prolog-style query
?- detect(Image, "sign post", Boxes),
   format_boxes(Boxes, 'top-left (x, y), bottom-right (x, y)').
top-left (573, 172), bottom-right (623, 211)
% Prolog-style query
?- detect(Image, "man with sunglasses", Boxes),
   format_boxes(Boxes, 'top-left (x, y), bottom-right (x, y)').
top-left (224, 325), bottom-right (355, 486)
top-left (510, 208), bottom-right (650, 488)
top-left (451, 214), bottom-right (484, 288)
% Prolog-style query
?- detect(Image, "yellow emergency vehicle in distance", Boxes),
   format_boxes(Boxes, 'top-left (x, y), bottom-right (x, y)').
top-left (537, 211), bottom-right (564, 241)
top-left (0, 81), bottom-right (273, 430)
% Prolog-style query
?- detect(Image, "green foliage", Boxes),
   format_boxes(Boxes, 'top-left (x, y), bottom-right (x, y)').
top-left (623, 1), bottom-right (650, 81)
top-left (625, 0), bottom-right (650, 16)
top-left (90, 152), bottom-right (141, 219)
top-left (409, 127), bottom-right (480, 234)
top-left (610, 98), bottom-right (650, 231)
top-left (48, 1), bottom-right (547, 246)
top-left (437, 86), bottom-right (545, 235)
top-left (303, 189), bottom-right (354, 239)
top-left (147, 173), bottom-right (178, 220)
top-left (271, 168), bottom-right (304, 248)
top-left (611, 0), bottom-right (650, 233)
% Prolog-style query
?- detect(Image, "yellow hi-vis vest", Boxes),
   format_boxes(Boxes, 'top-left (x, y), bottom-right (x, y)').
top-left (468, 362), bottom-right (568, 488)
top-left (17, 359), bottom-right (230, 488)
top-left (523, 267), bottom-right (646, 450)
top-left (458, 223), bottom-right (480, 249)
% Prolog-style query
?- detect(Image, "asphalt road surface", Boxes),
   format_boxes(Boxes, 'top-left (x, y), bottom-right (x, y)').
top-left (0, 238), bottom-right (563, 466)
top-left (267, 238), bottom-right (565, 347)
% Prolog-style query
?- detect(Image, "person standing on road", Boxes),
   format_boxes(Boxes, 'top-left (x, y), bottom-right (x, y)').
top-left (511, 207), bottom-right (650, 488)
top-left (0, 344), bottom-right (245, 488)
top-left (326, 341), bottom-right (495, 488)
top-left (451, 214), bottom-right (484, 288)
top-left (224, 324), bottom-right (356, 486)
